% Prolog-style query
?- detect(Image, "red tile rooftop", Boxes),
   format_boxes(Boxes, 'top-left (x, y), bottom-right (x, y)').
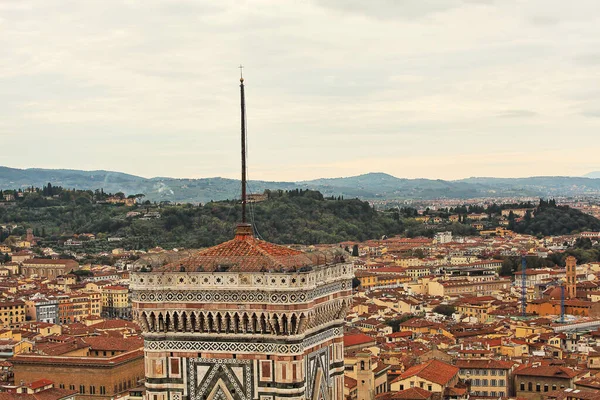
top-left (9, 348), bottom-right (144, 366)
top-left (28, 379), bottom-right (53, 390)
top-left (344, 376), bottom-right (357, 389)
top-left (0, 388), bottom-right (79, 400)
top-left (22, 259), bottom-right (78, 266)
top-left (102, 285), bottom-right (128, 290)
top-left (393, 359), bottom-right (459, 386)
top-left (376, 387), bottom-right (434, 400)
top-left (343, 333), bottom-right (377, 348)
top-left (159, 224), bottom-right (343, 272)
top-left (514, 364), bottom-right (578, 379)
top-left (398, 318), bottom-right (437, 328)
top-left (455, 359), bottom-right (514, 369)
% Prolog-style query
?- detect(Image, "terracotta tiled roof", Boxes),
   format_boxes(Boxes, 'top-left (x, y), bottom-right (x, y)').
top-left (455, 359), bottom-right (514, 369)
top-left (545, 388), bottom-right (600, 400)
top-left (514, 365), bottom-right (577, 379)
top-left (393, 359), bottom-right (459, 386)
top-left (22, 259), bottom-right (78, 267)
top-left (576, 376), bottom-right (600, 389)
top-left (35, 339), bottom-right (88, 356)
top-left (388, 331), bottom-right (413, 338)
top-left (344, 333), bottom-right (377, 348)
top-left (386, 387), bottom-right (433, 400)
top-left (445, 387), bottom-right (468, 396)
top-left (82, 336), bottom-right (143, 351)
top-left (344, 376), bottom-right (357, 389)
top-left (159, 225), bottom-right (319, 272)
top-left (28, 379), bottom-right (53, 390)
top-left (102, 285), bottom-right (128, 290)
top-left (399, 318), bottom-right (436, 328)
top-left (0, 388), bottom-right (78, 400)
top-left (10, 349), bottom-right (144, 366)
top-left (90, 319), bottom-right (139, 331)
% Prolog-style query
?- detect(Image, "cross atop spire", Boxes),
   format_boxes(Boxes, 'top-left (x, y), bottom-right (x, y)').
top-left (239, 64), bottom-right (244, 82)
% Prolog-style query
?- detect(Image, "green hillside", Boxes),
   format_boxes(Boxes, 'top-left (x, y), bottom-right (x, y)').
top-left (0, 188), bottom-right (404, 250)
top-left (511, 200), bottom-right (600, 236)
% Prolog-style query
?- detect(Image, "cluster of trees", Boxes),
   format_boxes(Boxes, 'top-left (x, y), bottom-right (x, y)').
top-left (0, 183), bottom-right (141, 208)
top-left (499, 238), bottom-right (600, 276)
top-left (150, 190), bottom-right (403, 248)
top-left (510, 200), bottom-right (600, 236)
top-left (3, 182), bottom-right (599, 253)
top-left (418, 202), bottom-right (536, 218)
top-left (499, 256), bottom-right (557, 276)
top-left (432, 304), bottom-right (456, 317)
top-left (558, 238), bottom-right (600, 265)
top-left (385, 314), bottom-right (417, 331)
top-left (0, 188), bottom-right (406, 250)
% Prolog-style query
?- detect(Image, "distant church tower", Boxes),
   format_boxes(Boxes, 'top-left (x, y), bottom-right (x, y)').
top-left (26, 228), bottom-right (34, 243)
top-left (566, 256), bottom-right (577, 299)
top-left (131, 73), bottom-right (353, 400)
top-left (356, 353), bottom-right (374, 400)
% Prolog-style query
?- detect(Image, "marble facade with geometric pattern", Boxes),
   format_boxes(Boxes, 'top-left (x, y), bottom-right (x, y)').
top-left (132, 224), bottom-right (353, 400)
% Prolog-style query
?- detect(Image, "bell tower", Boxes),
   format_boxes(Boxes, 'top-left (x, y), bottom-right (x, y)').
top-left (566, 256), bottom-right (577, 299)
top-left (356, 353), bottom-right (374, 400)
top-left (132, 72), bottom-right (353, 400)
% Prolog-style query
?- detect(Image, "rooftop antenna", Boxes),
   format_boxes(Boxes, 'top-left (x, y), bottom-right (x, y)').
top-left (239, 64), bottom-right (247, 224)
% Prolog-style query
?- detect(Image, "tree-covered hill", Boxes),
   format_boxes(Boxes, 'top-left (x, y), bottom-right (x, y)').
top-left (511, 199), bottom-right (600, 236)
top-left (0, 188), bottom-right (404, 250)
top-left (3, 166), bottom-right (600, 202)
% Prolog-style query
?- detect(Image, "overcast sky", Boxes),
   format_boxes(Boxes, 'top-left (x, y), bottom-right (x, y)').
top-left (1, 0), bottom-right (599, 181)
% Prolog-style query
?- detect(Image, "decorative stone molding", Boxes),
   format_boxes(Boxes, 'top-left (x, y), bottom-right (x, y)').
top-left (130, 263), bottom-right (353, 292)
top-left (135, 298), bottom-right (351, 335)
top-left (132, 280), bottom-right (350, 304)
top-left (144, 327), bottom-right (342, 355)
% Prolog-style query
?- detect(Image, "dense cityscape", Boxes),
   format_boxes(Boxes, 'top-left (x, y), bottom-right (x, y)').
top-left (3, 2), bottom-right (600, 400)
top-left (0, 185), bottom-right (599, 400)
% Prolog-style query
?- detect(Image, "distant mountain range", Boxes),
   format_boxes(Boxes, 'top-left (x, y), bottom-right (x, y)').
top-left (1, 166), bottom-right (600, 203)
top-left (585, 171), bottom-right (600, 179)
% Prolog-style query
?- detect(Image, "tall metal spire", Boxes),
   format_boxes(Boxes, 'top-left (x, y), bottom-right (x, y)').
top-left (239, 65), bottom-right (247, 224)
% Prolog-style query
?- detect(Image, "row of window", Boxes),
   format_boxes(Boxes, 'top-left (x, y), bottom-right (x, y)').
top-left (408, 381), bottom-right (433, 391)
top-left (471, 379), bottom-right (505, 387)
top-left (1, 317), bottom-right (24, 322)
top-left (60, 384), bottom-right (106, 395)
top-left (461, 368), bottom-right (506, 376)
top-left (59, 378), bottom-right (140, 394)
top-left (375, 383), bottom-right (387, 394)
top-left (472, 391), bottom-right (505, 397)
top-left (520, 382), bottom-right (565, 392)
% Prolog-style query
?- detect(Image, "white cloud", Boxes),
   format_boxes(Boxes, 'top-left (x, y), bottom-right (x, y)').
top-left (0, 0), bottom-right (599, 179)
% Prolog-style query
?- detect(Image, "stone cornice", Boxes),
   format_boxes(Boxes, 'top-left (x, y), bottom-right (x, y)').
top-left (130, 263), bottom-right (353, 292)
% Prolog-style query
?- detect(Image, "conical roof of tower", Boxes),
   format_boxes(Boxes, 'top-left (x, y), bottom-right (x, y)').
top-left (157, 224), bottom-right (319, 273)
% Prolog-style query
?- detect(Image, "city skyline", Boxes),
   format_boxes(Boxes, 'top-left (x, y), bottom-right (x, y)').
top-left (1, 0), bottom-right (600, 181)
